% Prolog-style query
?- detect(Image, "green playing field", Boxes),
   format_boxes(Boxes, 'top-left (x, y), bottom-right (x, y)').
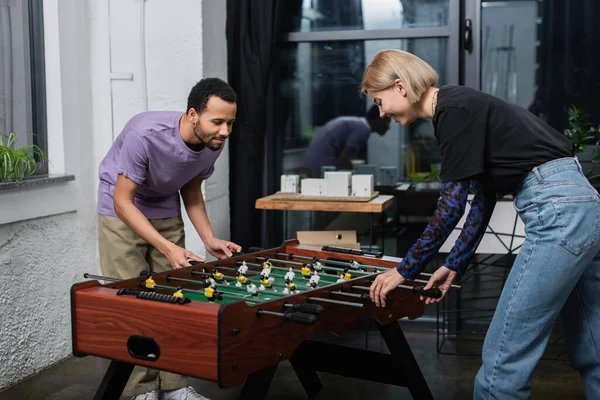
top-left (163, 268), bottom-right (347, 305)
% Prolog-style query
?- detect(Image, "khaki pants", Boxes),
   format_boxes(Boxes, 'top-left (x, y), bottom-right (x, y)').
top-left (97, 214), bottom-right (188, 396)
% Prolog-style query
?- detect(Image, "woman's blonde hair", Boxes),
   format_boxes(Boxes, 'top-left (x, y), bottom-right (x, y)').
top-left (361, 49), bottom-right (438, 104)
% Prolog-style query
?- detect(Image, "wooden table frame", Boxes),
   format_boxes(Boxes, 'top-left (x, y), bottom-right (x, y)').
top-left (255, 194), bottom-right (394, 251)
top-left (92, 320), bottom-right (433, 400)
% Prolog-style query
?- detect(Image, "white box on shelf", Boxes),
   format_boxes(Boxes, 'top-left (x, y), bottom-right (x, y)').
top-left (324, 171), bottom-right (351, 196)
top-left (280, 175), bottom-right (300, 193)
top-left (301, 178), bottom-right (326, 196)
top-left (351, 174), bottom-right (374, 197)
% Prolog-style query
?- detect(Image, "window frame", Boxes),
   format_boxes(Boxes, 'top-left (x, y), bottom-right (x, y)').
top-left (28, 0), bottom-right (48, 175)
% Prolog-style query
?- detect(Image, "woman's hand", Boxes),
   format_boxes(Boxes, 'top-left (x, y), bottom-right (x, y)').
top-left (369, 268), bottom-right (406, 307)
top-left (420, 266), bottom-right (457, 304)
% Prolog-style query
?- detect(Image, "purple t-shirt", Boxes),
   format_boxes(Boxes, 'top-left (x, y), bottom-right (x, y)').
top-left (303, 116), bottom-right (370, 169)
top-left (97, 111), bottom-right (223, 220)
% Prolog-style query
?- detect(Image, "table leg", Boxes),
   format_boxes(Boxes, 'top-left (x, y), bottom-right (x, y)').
top-left (93, 360), bottom-right (134, 400)
top-left (369, 213), bottom-right (374, 251)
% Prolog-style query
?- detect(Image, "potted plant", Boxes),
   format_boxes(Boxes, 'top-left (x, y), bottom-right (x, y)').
top-left (562, 106), bottom-right (600, 182)
top-left (409, 163), bottom-right (441, 190)
top-left (0, 132), bottom-right (47, 182)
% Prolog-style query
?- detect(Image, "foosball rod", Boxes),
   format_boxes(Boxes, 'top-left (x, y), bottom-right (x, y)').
top-left (83, 273), bottom-right (264, 303)
top-left (191, 267), bottom-right (310, 293)
top-left (257, 256), bottom-right (459, 288)
top-left (151, 283), bottom-right (264, 303)
top-left (351, 284), bottom-right (442, 299)
top-left (254, 257), bottom-right (371, 276)
top-left (167, 275), bottom-right (324, 314)
top-left (306, 297), bottom-right (364, 308)
top-left (256, 253), bottom-right (460, 288)
top-left (152, 283), bottom-right (317, 324)
top-left (170, 273), bottom-right (296, 296)
top-left (84, 272), bottom-right (355, 311)
top-left (236, 260), bottom-right (339, 277)
top-left (271, 252), bottom-right (441, 280)
top-left (272, 252), bottom-right (391, 272)
top-left (83, 273), bottom-right (121, 282)
top-left (265, 255), bottom-right (461, 290)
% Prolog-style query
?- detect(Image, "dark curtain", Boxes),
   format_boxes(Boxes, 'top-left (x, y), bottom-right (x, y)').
top-left (226, 0), bottom-right (301, 250)
top-left (532, 0), bottom-right (600, 131)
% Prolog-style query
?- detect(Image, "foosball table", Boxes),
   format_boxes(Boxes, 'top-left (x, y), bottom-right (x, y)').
top-left (71, 240), bottom-right (439, 400)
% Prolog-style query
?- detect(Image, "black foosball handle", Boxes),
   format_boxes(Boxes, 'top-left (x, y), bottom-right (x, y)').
top-left (117, 288), bottom-right (191, 304)
top-left (284, 311), bottom-right (317, 325)
top-left (248, 247), bottom-right (264, 253)
top-left (412, 286), bottom-right (442, 299)
top-left (321, 245), bottom-right (383, 258)
top-left (288, 303), bottom-right (324, 315)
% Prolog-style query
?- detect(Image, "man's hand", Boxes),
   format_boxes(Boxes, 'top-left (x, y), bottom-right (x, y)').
top-left (165, 244), bottom-right (204, 269)
top-left (205, 237), bottom-right (242, 259)
top-left (421, 266), bottom-right (457, 305)
top-left (369, 268), bottom-right (406, 307)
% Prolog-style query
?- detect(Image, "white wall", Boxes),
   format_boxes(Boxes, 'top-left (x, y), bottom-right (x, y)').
top-left (0, 0), bottom-right (230, 390)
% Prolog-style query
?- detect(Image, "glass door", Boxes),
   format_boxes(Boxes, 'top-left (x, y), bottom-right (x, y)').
top-left (463, 0), bottom-right (540, 110)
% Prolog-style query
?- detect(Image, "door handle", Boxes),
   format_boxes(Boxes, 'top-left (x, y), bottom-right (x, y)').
top-left (464, 19), bottom-right (473, 53)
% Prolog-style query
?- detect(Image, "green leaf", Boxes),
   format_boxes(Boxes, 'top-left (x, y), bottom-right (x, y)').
top-left (0, 131), bottom-right (47, 181)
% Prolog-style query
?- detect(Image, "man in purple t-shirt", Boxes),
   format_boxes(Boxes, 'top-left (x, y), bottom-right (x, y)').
top-left (303, 105), bottom-right (390, 177)
top-left (96, 78), bottom-right (240, 400)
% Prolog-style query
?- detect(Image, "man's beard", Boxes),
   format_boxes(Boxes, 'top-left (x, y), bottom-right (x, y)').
top-left (194, 125), bottom-right (226, 151)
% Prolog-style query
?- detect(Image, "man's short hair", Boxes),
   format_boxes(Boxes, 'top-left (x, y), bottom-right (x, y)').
top-left (187, 77), bottom-right (237, 114)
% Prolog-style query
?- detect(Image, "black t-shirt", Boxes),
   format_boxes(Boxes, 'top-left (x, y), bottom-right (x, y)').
top-left (432, 85), bottom-right (574, 194)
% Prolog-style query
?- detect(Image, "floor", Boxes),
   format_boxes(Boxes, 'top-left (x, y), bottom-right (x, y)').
top-left (0, 320), bottom-right (586, 400)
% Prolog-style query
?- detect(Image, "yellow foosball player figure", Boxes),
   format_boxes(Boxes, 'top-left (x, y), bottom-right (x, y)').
top-left (235, 272), bottom-right (247, 287)
top-left (343, 267), bottom-right (352, 281)
top-left (283, 279), bottom-right (297, 295)
top-left (173, 287), bottom-right (184, 299)
top-left (203, 280), bottom-right (217, 302)
top-left (213, 268), bottom-right (228, 285)
top-left (301, 263), bottom-right (311, 278)
top-left (259, 277), bottom-right (275, 292)
top-left (145, 275), bottom-right (155, 289)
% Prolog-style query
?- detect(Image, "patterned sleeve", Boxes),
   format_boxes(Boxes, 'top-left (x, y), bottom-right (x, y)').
top-left (443, 180), bottom-right (497, 276)
top-left (396, 180), bottom-right (471, 280)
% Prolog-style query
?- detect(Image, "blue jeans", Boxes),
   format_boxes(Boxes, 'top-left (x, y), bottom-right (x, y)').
top-left (474, 157), bottom-right (600, 399)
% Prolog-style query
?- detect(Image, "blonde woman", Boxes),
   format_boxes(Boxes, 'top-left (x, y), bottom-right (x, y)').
top-left (364, 50), bottom-right (599, 399)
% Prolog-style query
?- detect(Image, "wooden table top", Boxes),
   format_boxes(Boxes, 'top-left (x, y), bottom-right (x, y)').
top-left (255, 194), bottom-right (394, 213)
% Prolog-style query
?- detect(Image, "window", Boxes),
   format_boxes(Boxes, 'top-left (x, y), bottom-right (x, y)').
top-left (0, 0), bottom-right (47, 174)
top-left (280, 0), bottom-right (458, 181)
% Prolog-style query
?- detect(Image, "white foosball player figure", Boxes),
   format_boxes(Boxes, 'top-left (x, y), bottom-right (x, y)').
top-left (238, 261), bottom-right (249, 275)
top-left (245, 280), bottom-right (258, 297)
top-left (284, 267), bottom-right (295, 282)
top-left (308, 271), bottom-right (320, 288)
top-left (349, 260), bottom-right (361, 270)
top-left (312, 259), bottom-right (324, 272)
top-left (336, 273), bottom-right (346, 283)
top-left (206, 277), bottom-right (217, 288)
top-left (260, 266), bottom-right (271, 280)
top-left (236, 261), bottom-right (249, 287)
